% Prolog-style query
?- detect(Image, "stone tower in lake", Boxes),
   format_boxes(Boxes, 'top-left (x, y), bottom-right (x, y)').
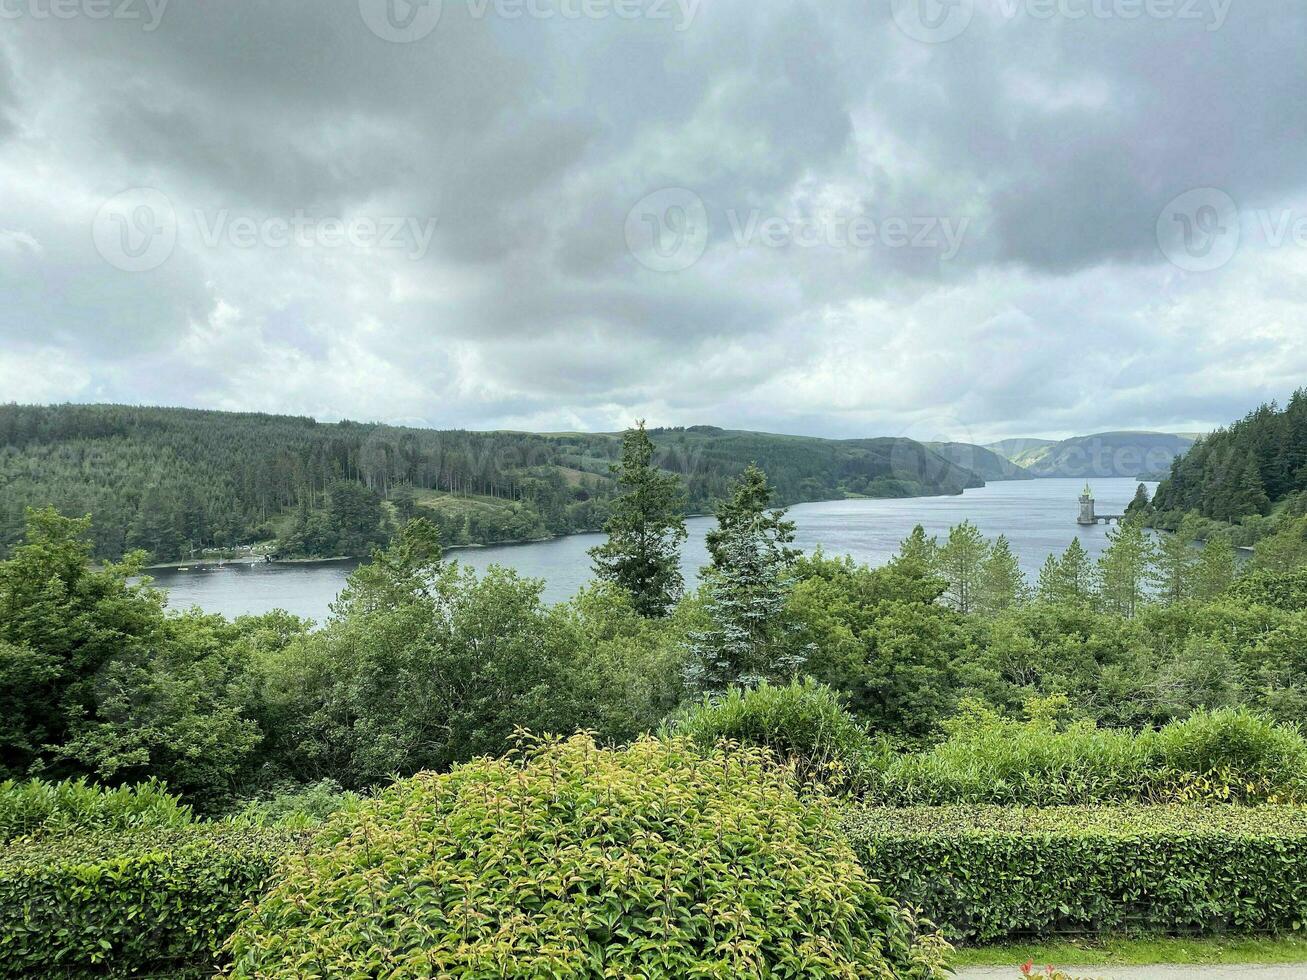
top-left (1078, 484), bottom-right (1096, 526)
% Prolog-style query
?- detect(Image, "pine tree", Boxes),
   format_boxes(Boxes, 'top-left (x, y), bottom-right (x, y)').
top-left (892, 524), bottom-right (938, 575)
top-left (588, 421), bottom-right (688, 618)
top-left (1193, 532), bottom-right (1237, 600)
top-left (1096, 516), bottom-right (1160, 617)
top-left (1037, 538), bottom-right (1095, 607)
top-left (1125, 483), bottom-right (1151, 518)
top-left (684, 465), bottom-right (803, 695)
top-left (1155, 519), bottom-right (1199, 605)
top-left (1235, 450), bottom-right (1271, 517)
top-left (977, 534), bottom-right (1028, 615)
top-left (935, 521), bottom-right (990, 614)
top-left (704, 465), bottom-right (798, 572)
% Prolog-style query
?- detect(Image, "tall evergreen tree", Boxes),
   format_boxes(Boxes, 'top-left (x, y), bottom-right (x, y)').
top-left (892, 524), bottom-right (938, 575)
top-left (704, 465), bottom-right (798, 572)
top-left (1193, 532), bottom-right (1238, 600)
top-left (1125, 482), bottom-right (1151, 518)
top-left (935, 520), bottom-right (990, 614)
top-left (684, 465), bottom-right (803, 695)
top-left (1037, 538), bottom-right (1095, 607)
top-left (589, 422), bottom-right (688, 618)
top-left (1096, 516), bottom-right (1159, 617)
top-left (1235, 450), bottom-right (1272, 517)
top-left (1155, 518), bottom-right (1199, 605)
top-left (977, 534), bottom-right (1028, 615)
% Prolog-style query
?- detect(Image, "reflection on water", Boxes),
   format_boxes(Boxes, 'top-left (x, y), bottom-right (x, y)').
top-left (148, 477), bottom-right (1153, 622)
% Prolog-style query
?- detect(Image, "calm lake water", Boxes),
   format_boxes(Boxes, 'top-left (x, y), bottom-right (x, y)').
top-left (149, 478), bottom-right (1152, 622)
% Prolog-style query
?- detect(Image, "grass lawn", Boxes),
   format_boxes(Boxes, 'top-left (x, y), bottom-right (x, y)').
top-left (953, 935), bottom-right (1307, 968)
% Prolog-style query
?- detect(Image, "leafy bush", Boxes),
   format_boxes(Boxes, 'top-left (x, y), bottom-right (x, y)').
top-left (861, 705), bottom-right (1307, 805)
top-left (0, 824), bottom-right (300, 975)
top-left (844, 804), bottom-right (1307, 943)
top-left (228, 734), bottom-right (950, 978)
top-left (229, 778), bottom-right (362, 828)
top-left (664, 679), bottom-right (877, 787)
top-left (1229, 568), bottom-right (1307, 612)
top-left (0, 776), bottom-right (192, 842)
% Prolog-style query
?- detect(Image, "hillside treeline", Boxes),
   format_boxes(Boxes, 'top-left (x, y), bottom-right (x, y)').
top-left (0, 404), bottom-right (979, 562)
top-left (1151, 389), bottom-right (1307, 525)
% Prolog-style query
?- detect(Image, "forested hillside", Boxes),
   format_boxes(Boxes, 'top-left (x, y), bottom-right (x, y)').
top-left (0, 405), bottom-right (981, 562)
top-left (1151, 391), bottom-right (1307, 526)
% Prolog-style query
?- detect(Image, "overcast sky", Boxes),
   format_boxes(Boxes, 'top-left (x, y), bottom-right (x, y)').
top-left (1, 0), bottom-right (1304, 443)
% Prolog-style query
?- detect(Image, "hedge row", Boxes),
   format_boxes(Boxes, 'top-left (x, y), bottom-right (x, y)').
top-left (0, 777), bottom-right (193, 843)
top-left (0, 825), bottom-right (302, 977)
top-left (858, 708), bottom-right (1307, 806)
top-left (844, 805), bottom-right (1307, 943)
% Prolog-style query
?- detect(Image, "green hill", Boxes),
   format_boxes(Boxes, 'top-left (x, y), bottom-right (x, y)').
top-left (985, 437), bottom-right (1056, 461)
top-left (0, 404), bottom-right (983, 562)
top-left (928, 442), bottom-right (1034, 481)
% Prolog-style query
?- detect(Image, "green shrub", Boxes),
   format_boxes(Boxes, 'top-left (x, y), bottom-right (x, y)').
top-left (664, 679), bottom-right (878, 788)
top-left (0, 824), bottom-right (300, 976)
top-left (229, 778), bottom-right (362, 828)
top-left (844, 804), bottom-right (1307, 943)
top-left (0, 776), bottom-right (192, 842)
top-left (1229, 568), bottom-right (1307, 612)
top-left (228, 734), bottom-right (950, 978)
top-left (861, 706), bottom-right (1307, 805)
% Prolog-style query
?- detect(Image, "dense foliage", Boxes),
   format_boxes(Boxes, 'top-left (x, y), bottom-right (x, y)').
top-left (844, 804), bottom-right (1307, 942)
top-left (228, 735), bottom-right (950, 979)
top-left (0, 824), bottom-right (301, 976)
top-left (0, 403), bottom-right (981, 562)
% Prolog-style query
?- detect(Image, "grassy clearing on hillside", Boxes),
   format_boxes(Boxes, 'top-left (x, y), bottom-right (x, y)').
top-left (410, 488), bottom-right (551, 542)
top-left (952, 935), bottom-right (1307, 967)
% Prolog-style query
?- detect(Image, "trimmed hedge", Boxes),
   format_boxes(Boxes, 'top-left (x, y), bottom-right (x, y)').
top-left (229, 734), bottom-right (951, 978)
top-left (0, 824), bottom-right (301, 976)
top-left (844, 805), bottom-right (1307, 943)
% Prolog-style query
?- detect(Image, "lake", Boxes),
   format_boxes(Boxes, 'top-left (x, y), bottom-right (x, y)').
top-left (148, 477), bottom-right (1152, 622)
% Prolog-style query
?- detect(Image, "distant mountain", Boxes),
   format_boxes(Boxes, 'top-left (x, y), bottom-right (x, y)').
top-left (986, 437), bottom-right (1057, 461)
top-left (928, 442), bottom-right (1034, 481)
top-left (1009, 431), bottom-right (1196, 479)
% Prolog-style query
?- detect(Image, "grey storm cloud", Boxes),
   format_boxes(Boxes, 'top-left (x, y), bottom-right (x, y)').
top-left (0, 0), bottom-right (1305, 439)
